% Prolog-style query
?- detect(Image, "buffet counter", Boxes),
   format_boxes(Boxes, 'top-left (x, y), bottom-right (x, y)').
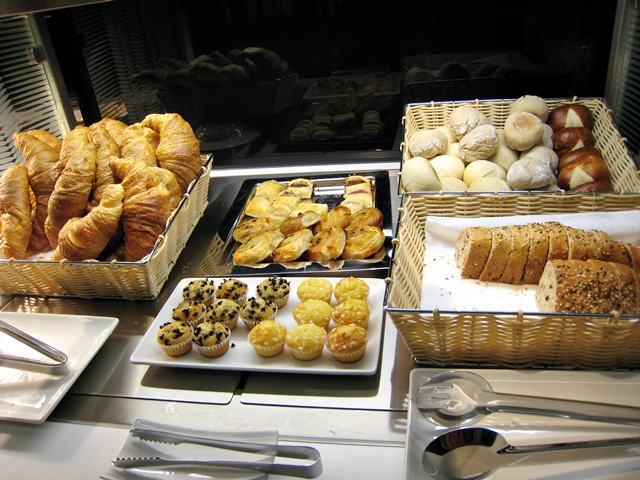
top-left (0, 160), bottom-right (411, 479)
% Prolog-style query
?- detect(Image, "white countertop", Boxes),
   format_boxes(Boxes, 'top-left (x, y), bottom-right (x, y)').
top-left (0, 420), bottom-right (405, 479)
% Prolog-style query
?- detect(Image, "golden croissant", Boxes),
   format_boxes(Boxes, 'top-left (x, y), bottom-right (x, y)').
top-left (52, 125), bottom-right (90, 183)
top-left (88, 123), bottom-right (120, 211)
top-left (45, 142), bottom-right (97, 247)
top-left (120, 123), bottom-right (158, 167)
top-left (0, 164), bottom-right (33, 259)
top-left (141, 113), bottom-right (201, 192)
top-left (12, 130), bottom-right (60, 253)
top-left (110, 156), bottom-right (181, 206)
top-left (51, 183), bottom-right (124, 261)
top-left (97, 117), bottom-right (128, 149)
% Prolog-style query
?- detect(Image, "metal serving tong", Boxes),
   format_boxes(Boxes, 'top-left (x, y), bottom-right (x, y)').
top-left (113, 426), bottom-right (323, 478)
top-left (0, 318), bottom-right (69, 375)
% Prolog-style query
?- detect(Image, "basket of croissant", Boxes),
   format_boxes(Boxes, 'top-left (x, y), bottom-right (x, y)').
top-left (132, 47), bottom-right (299, 126)
top-left (2, 113), bottom-right (211, 300)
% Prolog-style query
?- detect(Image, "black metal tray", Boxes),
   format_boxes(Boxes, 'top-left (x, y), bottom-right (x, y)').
top-left (196, 171), bottom-right (393, 278)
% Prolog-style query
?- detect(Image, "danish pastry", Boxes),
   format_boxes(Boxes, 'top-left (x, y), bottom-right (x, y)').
top-left (232, 230), bottom-right (284, 265)
top-left (307, 226), bottom-right (346, 262)
top-left (245, 193), bottom-right (275, 217)
top-left (341, 226), bottom-right (385, 260)
top-left (347, 207), bottom-right (383, 231)
top-left (233, 216), bottom-right (284, 243)
top-left (313, 205), bottom-right (351, 234)
top-left (272, 228), bottom-right (314, 263)
top-left (279, 211), bottom-right (321, 236)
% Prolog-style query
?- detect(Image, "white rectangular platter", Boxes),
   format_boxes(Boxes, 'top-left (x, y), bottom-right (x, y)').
top-left (421, 210), bottom-right (640, 312)
top-left (131, 277), bottom-right (385, 375)
top-left (0, 312), bottom-right (119, 423)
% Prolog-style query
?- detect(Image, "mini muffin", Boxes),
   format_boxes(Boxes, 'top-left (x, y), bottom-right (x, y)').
top-left (216, 278), bottom-right (248, 306)
top-left (192, 321), bottom-right (231, 358)
top-left (205, 298), bottom-right (240, 330)
top-left (297, 278), bottom-right (333, 303)
top-left (333, 277), bottom-right (370, 303)
top-left (157, 321), bottom-right (192, 357)
top-left (247, 319), bottom-right (287, 357)
top-left (240, 296), bottom-right (278, 330)
top-left (256, 276), bottom-right (291, 308)
top-left (326, 324), bottom-right (368, 363)
top-left (182, 279), bottom-right (215, 306)
top-left (293, 299), bottom-right (333, 330)
top-left (172, 299), bottom-right (207, 329)
top-left (332, 298), bottom-right (370, 329)
top-left (285, 323), bottom-right (327, 361)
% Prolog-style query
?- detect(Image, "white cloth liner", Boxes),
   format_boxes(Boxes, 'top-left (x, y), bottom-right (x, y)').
top-left (420, 210), bottom-right (640, 312)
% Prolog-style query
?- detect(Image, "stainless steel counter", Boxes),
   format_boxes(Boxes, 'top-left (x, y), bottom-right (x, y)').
top-left (1, 161), bottom-right (412, 448)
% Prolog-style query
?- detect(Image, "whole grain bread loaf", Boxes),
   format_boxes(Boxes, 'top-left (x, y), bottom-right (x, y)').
top-left (536, 258), bottom-right (640, 314)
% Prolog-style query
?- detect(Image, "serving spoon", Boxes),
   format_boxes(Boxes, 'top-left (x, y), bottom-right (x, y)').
top-left (422, 427), bottom-right (640, 480)
top-left (415, 371), bottom-right (640, 427)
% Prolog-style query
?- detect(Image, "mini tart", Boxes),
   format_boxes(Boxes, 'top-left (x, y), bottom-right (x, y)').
top-left (297, 278), bottom-right (333, 303)
top-left (192, 321), bottom-right (231, 358)
top-left (157, 321), bottom-right (192, 357)
top-left (326, 324), bottom-right (368, 363)
top-left (216, 279), bottom-right (248, 306)
top-left (293, 299), bottom-right (333, 330)
top-left (172, 299), bottom-right (207, 329)
top-left (205, 298), bottom-right (240, 330)
top-left (332, 298), bottom-right (370, 329)
top-left (333, 277), bottom-right (370, 303)
top-left (256, 276), bottom-right (291, 308)
top-left (182, 279), bottom-right (215, 306)
top-left (285, 323), bottom-right (327, 361)
top-left (247, 319), bottom-right (287, 357)
top-left (240, 297), bottom-right (278, 331)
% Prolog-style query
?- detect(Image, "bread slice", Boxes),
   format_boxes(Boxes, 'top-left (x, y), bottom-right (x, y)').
top-left (536, 259), bottom-right (615, 314)
top-left (479, 226), bottom-right (512, 282)
top-left (500, 224), bottom-right (530, 284)
top-left (610, 261), bottom-right (640, 313)
top-left (522, 223), bottom-right (550, 284)
top-left (544, 221), bottom-right (569, 262)
top-left (582, 230), bottom-right (605, 261)
top-left (592, 230), bottom-right (631, 266)
top-left (565, 226), bottom-right (589, 260)
top-left (623, 243), bottom-right (640, 274)
top-left (454, 226), bottom-right (492, 279)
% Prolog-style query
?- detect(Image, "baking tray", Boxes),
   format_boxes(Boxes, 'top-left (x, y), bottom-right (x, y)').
top-left (130, 277), bottom-right (385, 375)
top-left (198, 171), bottom-right (393, 278)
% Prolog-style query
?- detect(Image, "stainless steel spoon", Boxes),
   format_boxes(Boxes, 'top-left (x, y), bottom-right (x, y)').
top-left (422, 427), bottom-right (640, 480)
top-left (415, 371), bottom-right (640, 427)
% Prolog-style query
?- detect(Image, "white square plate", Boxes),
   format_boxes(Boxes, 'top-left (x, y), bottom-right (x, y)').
top-left (0, 312), bottom-right (119, 423)
top-left (131, 277), bottom-right (384, 375)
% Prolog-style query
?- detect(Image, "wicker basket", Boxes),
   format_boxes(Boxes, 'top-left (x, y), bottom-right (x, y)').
top-left (0, 156), bottom-right (213, 300)
top-left (384, 193), bottom-right (640, 370)
top-left (399, 97), bottom-right (640, 204)
top-left (156, 74), bottom-right (299, 127)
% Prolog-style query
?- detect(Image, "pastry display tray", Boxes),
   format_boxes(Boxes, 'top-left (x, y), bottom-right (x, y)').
top-left (130, 277), bottom-right (385, 375)
top-left (208, 170), bottom-right (393, 278)
top-left (0, 312), bottom-right (118, 423)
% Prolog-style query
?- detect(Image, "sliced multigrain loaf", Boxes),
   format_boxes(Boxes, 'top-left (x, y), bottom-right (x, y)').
top-left (565, 226), bottom-right (589, 261)
top-left (623, 243), bottom-right (640, 274)
top-left (591, 230), bottom-right (631, 266)
top-left (455, 226), bottom-right (492, 279)
top-left (522, 223), bottom-right (550, 284)
top-left (479, 226), bottom-right (512, 282)
top-left (536, 259), bottom-right (629, 314)
top-left (610, 260), bottom-right (640, 313)
top-left (500, 224), bottom-right (530, 284)
top-left (544, 221), bottom-right (569, 262)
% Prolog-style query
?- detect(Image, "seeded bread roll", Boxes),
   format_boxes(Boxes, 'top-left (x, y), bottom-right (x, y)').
top-left (536, 259), bottom-right (640, 314)
top-left (455, 226), bottom-right (492, 279)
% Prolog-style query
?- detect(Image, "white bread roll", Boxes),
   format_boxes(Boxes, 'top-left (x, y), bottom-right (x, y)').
top-left (506, 156), bottom-right (557, 190)
top-left (487, 129), bottom-right (518, 172)
top-left (519, 145), bottom-right (559, 172)
top-left (435, 125), bottom-right (457, 145)
top-left (504, 111), bottom-right (544, 151)
top-left (467, 177), bottom-right (512, 191)
top-left (401, 156), bottom-right (442, 191)
top-left (463, 159), bottom-right (507, 186)
top-left (446, 142), bottom-right (461, 158)
top-left (458, 124), bottom-right (499, 162)
top-left (408, 129), bottom-right (448, 159)
top-left (440, 177), bottom-right (468, 191)
top-left (509, 95), bottom-right (549, 123)
top-left (448, 105), bottom-right (490, 140)
top-left (429, 154), bottom-right (465, 180)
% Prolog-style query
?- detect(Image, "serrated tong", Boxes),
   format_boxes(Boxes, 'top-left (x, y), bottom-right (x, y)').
top-left (113, 427), bottom-right (323, 478)
top-left (0, 318), bottom-right (69, 375)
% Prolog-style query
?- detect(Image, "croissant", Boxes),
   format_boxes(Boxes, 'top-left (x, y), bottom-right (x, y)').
top-left (0, 164), bottom-right (33, 259)
top-left (12, 131), bottom-right (59, 253)
top-left (141, 113), bottom-right (201, 192)
top-left (110, 157), bottom-right (181, 206)
top-left (120, 124), bottom-right (158, 167)
top-left (88, 123), bottom-right (120, 211)
top-left (97, 118), bottom-right (128, 148)
top-left (45, 142), bottom-right (97, 247)
top-left (51, 183), bottom-right (124, 261)
top-left (24, 130), bottom-right (62, 154)
top-left (52, 125), bottom-right (90, 183)
top-left (122, 183), bottom-right (175, 261)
